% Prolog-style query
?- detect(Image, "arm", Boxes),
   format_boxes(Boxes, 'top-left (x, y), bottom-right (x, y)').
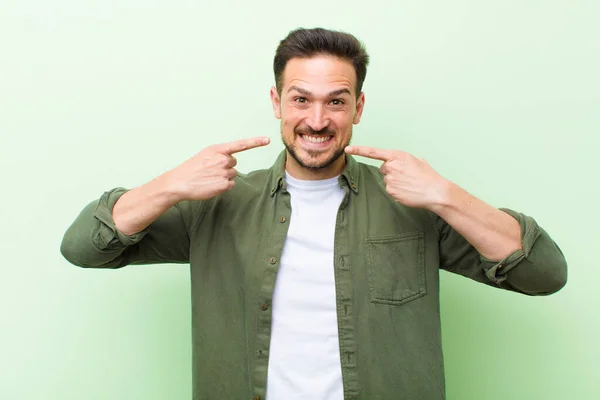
top-left (60, 136), bottom-right (270, 269)
top-left (429, 182), bottom-right (522, 261)
top-left (113, 172), bottom-right (183, 235)
top-left (345, 145), bottom-right (568, 295)
top-left (60, 185), bottom-right (198, 269)
top-left (430, 191), bottom-right (567, 295)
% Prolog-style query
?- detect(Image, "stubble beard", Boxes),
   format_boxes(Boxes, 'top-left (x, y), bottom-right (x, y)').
top-left (281, 123), bottom-right (352, 171)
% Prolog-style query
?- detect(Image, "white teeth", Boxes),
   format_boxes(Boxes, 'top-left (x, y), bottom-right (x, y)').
top-left (302, 135), bottom-right (331, 143)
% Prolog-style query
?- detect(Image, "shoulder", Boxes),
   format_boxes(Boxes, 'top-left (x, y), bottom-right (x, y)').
top-left (357, 160), bottom-right (386, 188)
top-left (180, 165), bottom-right (274, 231)
top-left (234, 166), bottom-right (273, 193)
top-left (214, 165), bottom-right (276, 206)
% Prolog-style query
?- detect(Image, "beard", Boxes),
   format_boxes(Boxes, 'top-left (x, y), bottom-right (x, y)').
top-left (281, 123), bottom-right (352, 170)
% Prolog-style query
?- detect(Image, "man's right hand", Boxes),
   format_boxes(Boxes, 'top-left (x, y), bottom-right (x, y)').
top-left (165, 136), bottom-right (271, 202)
top-left (113, 136), bottom-right (270, 235)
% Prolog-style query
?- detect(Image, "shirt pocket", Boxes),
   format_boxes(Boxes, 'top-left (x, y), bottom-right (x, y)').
top-left (364, 231), bottom-right (426, 306)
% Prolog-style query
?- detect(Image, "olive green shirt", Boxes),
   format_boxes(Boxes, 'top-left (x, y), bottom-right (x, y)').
top-left (60, 151), bottom-right (567, 400)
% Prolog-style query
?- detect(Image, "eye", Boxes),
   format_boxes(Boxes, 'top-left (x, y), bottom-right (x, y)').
top-left (294, 97), bottom-right (308, 104)
top-left (330, 99), bottom-right (345, 106)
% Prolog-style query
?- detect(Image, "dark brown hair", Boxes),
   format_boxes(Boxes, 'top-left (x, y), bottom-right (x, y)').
top-left (273, 27), bottom-right (370, 97)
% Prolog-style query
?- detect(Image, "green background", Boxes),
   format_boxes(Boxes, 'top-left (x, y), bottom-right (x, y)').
top-left (1, 0), bottom-right (598, 399)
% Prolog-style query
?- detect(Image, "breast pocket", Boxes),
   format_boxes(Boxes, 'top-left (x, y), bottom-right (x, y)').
top-left (364, 232), bottom-right (426, 306)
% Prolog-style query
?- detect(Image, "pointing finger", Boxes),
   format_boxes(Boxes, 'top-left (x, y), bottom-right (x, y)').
top-left (345, 145), bottom-right (395, 162)
top-left (214, 136), bottom-right (270, 155)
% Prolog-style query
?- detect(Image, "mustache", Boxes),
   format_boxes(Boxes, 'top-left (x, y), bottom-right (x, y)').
top-left (294, 126), bottom-right (336, 136)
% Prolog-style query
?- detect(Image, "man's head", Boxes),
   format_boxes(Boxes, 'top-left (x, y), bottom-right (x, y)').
top-left (270, 28), bottom-right (370, 179)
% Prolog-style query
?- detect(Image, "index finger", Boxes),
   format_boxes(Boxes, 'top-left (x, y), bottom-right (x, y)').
top-left (345, 145), bottom-right (395, 161)
top-left (214, 136), bottom-right (271, 155)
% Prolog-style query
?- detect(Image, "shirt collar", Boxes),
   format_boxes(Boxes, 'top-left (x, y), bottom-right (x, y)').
top-left (269, 150), bottom-right (360, 196)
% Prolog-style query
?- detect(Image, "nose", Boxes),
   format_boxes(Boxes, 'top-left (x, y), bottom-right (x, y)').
top-left (305, 104), bottom-right (330, 132)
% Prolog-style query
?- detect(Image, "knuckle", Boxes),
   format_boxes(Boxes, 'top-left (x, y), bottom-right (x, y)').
top-left (205, 144), bottom-right (221, 154)
top-left (234, 142), bottom-right (248, 153)
top-left (393, 158), bottom-right (406, 167)
top-left (219, 155), bottom-right (230, 166)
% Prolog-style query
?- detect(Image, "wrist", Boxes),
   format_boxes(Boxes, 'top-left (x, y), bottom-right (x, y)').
top-left (426, 179), bottom-right (461, 215)
top-left (153, 171), bottom-right (186, 206)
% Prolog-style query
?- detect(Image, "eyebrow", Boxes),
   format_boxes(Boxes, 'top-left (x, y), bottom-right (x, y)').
top-left (287, 85), bottom-right (352, 97)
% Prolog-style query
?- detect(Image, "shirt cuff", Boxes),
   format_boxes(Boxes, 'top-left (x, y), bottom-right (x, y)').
top-left (91, 187), bottom-right (150, 251)
top-left (480, 208), bottom-right (542, 285)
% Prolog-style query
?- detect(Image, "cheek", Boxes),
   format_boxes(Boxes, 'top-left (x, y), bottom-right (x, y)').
top-left (281, 111), bottom-right (303, 130)
top-left (332, 114), bottom-right (353, 132)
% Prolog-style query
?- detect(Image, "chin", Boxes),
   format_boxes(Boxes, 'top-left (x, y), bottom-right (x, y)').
top-left (291, 147), bottom-right (345, 170)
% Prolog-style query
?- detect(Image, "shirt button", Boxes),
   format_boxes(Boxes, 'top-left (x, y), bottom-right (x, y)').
top-left (260, 303), bottom-right (269, 311)
top-left (279, 216), bottom-right (286, 223)
top-left (253, 396), bottom-right (261, 400)
top-left (269, 257), bottom-right (277, 265)
top-left (351, 182), bottom-right (357, 190)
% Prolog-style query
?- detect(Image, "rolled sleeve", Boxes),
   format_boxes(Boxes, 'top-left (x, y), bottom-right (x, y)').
top-left (91, 187), bottom-right (149, 250)
top-left (437, 208), bottom-right (568, 296)
top-left (61, 187), bottom-right (193, 269)
top-left (480, 208), bottom-right (541, 285)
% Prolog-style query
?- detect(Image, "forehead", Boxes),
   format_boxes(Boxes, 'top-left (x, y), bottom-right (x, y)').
top-left (281, 55), bottom-right (356, 94)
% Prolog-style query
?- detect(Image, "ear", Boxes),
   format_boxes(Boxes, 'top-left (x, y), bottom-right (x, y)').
top-left (270, 86), bottom-right (281, 119)
top-left (353, 92), bottom-right (365, 124)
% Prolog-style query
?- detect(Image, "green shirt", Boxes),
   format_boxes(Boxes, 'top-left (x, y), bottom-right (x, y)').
top-left (61, 151), bottom-right (567, 400)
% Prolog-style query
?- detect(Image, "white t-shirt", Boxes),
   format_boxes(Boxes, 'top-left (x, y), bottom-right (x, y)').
top-left (266, 172), bottom-right (346, 400)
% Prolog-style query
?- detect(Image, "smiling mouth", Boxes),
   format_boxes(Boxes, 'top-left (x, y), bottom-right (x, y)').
top-left (299, 134), bottom-right (333, 144)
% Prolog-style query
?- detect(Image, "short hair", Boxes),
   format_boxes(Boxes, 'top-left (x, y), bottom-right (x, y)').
top-left (273, 27), bottom-right (370, 97)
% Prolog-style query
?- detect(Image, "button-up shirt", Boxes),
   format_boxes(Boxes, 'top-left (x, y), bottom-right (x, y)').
top-left (61, 151), bottom-right (568, 400)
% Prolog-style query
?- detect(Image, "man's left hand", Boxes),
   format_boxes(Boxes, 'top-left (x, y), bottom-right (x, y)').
top-left (345, 145), bottom-right (450, 210)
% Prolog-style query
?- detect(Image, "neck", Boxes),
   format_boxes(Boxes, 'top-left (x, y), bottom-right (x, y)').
top-left (285, 153), bottom-right (346, 180)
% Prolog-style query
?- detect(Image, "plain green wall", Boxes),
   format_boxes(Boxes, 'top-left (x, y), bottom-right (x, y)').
top-left (1, 0), bottom-right (598, 399)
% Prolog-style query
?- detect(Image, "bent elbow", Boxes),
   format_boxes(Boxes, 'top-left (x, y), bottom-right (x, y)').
top-left (60, 234), bottom-right (91, 268)
top-left (59, 230), bottom-right (124, 269)
top-left (542, 258), bottom-right (568, 295)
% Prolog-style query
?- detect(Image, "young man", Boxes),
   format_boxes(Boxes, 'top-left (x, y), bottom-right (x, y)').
top-left (61, 27), bottom-right (567, 400)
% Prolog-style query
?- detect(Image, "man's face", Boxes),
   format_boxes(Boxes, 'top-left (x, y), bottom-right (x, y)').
top-left (270, 55), bottom-right (365, 178)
